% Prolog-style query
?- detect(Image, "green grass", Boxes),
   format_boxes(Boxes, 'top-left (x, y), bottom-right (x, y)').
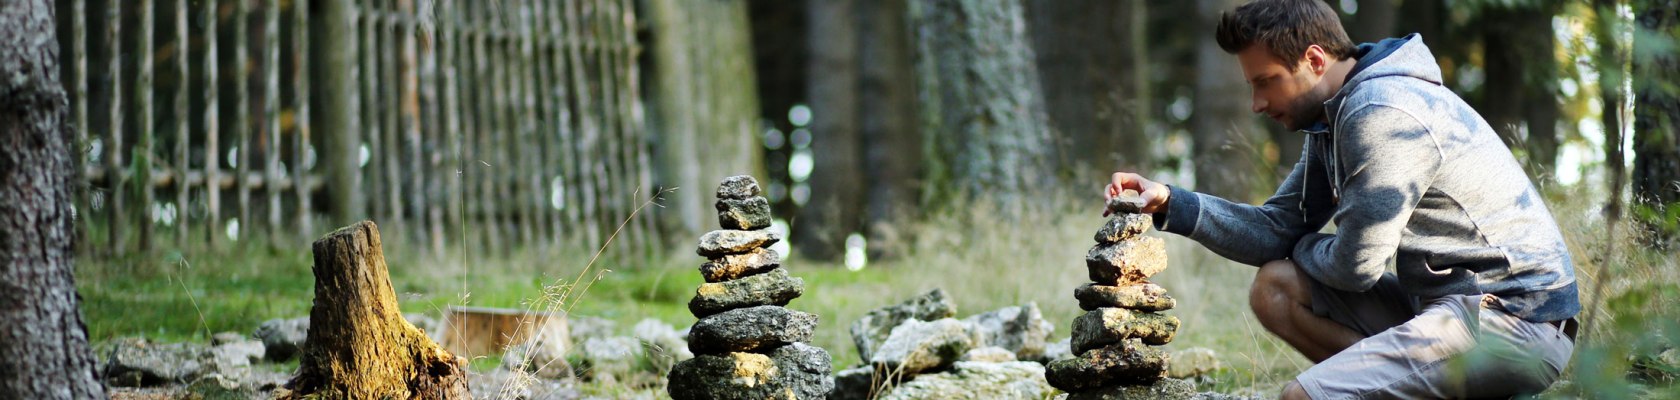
top-left (75, 183), bottom-right (1678, 398)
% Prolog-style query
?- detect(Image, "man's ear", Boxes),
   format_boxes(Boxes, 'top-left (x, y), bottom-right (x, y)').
top-left (1302, 45), bottom-right (1327, 76)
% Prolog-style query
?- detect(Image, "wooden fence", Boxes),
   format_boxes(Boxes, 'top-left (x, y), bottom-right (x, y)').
top-left (59, 0), bottom-right (658, 258)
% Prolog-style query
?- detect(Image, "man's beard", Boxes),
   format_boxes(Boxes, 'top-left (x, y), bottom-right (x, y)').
top-left (1283, 81), bottom-right (1332, 131)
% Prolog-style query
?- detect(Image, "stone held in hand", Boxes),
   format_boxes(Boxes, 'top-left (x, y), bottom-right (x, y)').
top-left (686, 305), bottom-right (818, 354)
top-left (1044, 339), bottom-right (1169, 392)
top-left (697, 229), bottom-right (782, 257)
top-left (1093, 213), bottom-right (1152, 244)
top-left (1074, 282), bottom-right (1176, 312)
top-left (698, 247), bottom-right (781, 283)
top-left (715, 196), bottom-right (773, 230)
top-left (1071, 307), bottom-right (1180, 353)
top-left (1085, 236), bottom-right (1167, 285)
top-left (688, 268), bottom-right (806, 318)
top-left (1107, 190), bottom-right (1149, 215)
top-left (850, 289), bottom-right (959, 361)
top-left (716, 175), bottom-right (763, 199)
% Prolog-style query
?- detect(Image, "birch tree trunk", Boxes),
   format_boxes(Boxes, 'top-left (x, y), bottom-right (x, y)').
top-left (0, 0), bottom-right (109, 396)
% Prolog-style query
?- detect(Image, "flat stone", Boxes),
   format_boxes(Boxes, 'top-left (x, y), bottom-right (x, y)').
top-left (666, 343), bottom-right (834, 400)
top-left (1065, 377), bottom-right (1196, 400)
top-left (1044, 340), bottom-right (1169, 392)
top-left (699, 247), bottom-right (781, 283)
top-left (1094, 213), bottom-right (1153, 244)
top-left (689, 268), bottom-right (805, 317)
top-left (869, 318), bottom-right (976, 376)
top-left (1086, 236), bottom-right (1168, 285)
top-left (1072, 308), bottom-right (1180, 353)
top-left (1106, 190), bottom-right (1148, 214)
top-left (850, 289), bottom-right (958, 361)
top-left (878, 361), bottom-right (1053, 400)
top-left (716, 196), bottom-right (774, 230)
top-left (1075, 282), bottom-right (1176, 312)
top-left (102, 338), bottom-right (204, 387)
top-left (686, 306), bottom-right (817, 354)
top-left (697, 229), bottom-right (782, 257)
top-left (962, 303), bottom-right (1052, 361)
top-left (716, 175), bottom-right (762, 199)
top-left (1167, 347), bottom-right (1220, 379)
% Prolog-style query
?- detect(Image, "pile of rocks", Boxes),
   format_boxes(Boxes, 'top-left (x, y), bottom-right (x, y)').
top-left (832, 289), bottom-right (1057, 400)
top-left (667, 175), bottom-right (834, 399)
top-left (1045, 192), bottom-right (1194, 399)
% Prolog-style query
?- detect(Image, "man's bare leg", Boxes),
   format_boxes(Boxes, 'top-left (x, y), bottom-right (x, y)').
top-left (1249, 260), bottom-right (1363, 362)
top-left (1281, 381), bottom-right (1310, 400)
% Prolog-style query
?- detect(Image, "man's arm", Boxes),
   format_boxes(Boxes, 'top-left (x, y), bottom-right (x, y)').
top-left (1117, 142), bottom-right (1336, 267)
top-left (1292, 104), bottom-right (1440, 291)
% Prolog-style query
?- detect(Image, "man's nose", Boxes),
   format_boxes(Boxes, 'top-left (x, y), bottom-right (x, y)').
top-left (1251, 96), bottom-right (1267, 114)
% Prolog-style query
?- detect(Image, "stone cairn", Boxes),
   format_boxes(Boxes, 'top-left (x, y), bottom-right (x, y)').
top-left (667, 175), bottom-right (835, 399)
top-left (1044, 191), bottom-right (1194, 399)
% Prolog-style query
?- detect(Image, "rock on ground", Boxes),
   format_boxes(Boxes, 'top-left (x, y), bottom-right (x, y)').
top-left (696, 229), bottom-right (782, 257)
top-left (667, 344), bottom-right (834, 400)
top-left (1168, 347), bottom-right (1221, 379)
top-left (1045, 340), bottom-right (1168, 392)
top-left (1086, 237), bottom-right (1168, 285)
top-left (688, 268), bottom-right (805, 317)
top-left (962, 303), bottom-right (1052, 361)
top-left (1075, 282), bottom-right (1176, 312)
top-left (960, 346), bottom-right (1018, 363)
top-left (252, 316), bottom-right (309, 362)
top-left (635, 318), bottom-right (694, 374)
top-left (850, 289), bottom-right (958, 361)
top-left (869, 318), bottom-right (976, 377)
top-left (698, 247), bottom-right (782, 283)
top-left (687, 306), bottom-right (817, 354)
top-left (877, 361), bottom-right (1053, 400)
top-left (716, 196), bottom-right (773, 230)
top-left (1065, 377), bottom-right (1196, 400)
top-left (1071, 307), bottom-right (1180, 353)
top-left (102, 339), bottom-right (205, 387)
top-left (829, 366), bottom-right (883, 400)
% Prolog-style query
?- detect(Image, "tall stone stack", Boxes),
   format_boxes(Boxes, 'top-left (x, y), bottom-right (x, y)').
top-left (1044, 192), bottom-right (1194, 399)
top-left (667, 175), bottom-right (835, 399)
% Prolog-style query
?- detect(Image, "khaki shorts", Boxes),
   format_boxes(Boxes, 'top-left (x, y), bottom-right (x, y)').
top-left (1297, 273), bottom-right (1574, 399)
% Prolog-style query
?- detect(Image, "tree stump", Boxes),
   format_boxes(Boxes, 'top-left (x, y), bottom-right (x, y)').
top-left (281, 221), bottom-right (470, 399)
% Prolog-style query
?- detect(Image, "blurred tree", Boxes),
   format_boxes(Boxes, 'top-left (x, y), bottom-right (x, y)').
top-left (1479, 2), bottom-right (1565, 179)
top-left (796, 0), bottom-right (865, 261)
top-left (313, 0), bottom-right (363, 228)
top-left (1347, 0), bottom-right (1401, 43)
top-left (0, 0), bottom-right (109, 396)
top-left (1631, 0), bottom-right (1679, 241)
top-left (858, 0), bottom-right (922, 260)
top-left (1192, 0), bottom-right (1266, 201)
top-left (910, 0), bottom-right (1055, 208)
top-left (1027, 0), bottom-right (1153, 177)
top-left (747, 0), bottom-right (806, 221)
top-left (645, 0), bottom-right (765, 239)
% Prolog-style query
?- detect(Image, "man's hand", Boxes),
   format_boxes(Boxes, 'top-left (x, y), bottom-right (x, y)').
top-left (1103, 172), bottom-right (1171, 216)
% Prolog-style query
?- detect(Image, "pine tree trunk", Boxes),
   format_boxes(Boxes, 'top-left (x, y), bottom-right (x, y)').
top-left (859, 0), bottom-right (921, 260)
top-left (0, 0), bottom-right (109, 397)
top-left (1192, 0), bottom-right (1265, 201)
top-left (280, 221), bottom-right (469, 399)
top-left (312, 0), bottom-right (364, 228)
top-left (1632, 0), bottom-right (1680, 241)
top-left (1027, 0), bottom-right (1152, 176)
top-left (795, 0), bottom-right (864, 262)
top-left (910, 0), bottom-right (1055, 207)
top-left (1480, 5), bottom-right (1560, 178)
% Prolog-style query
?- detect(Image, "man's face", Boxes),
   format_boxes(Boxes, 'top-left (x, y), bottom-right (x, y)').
top-left (1236, 45), bottom-right (1328, 131)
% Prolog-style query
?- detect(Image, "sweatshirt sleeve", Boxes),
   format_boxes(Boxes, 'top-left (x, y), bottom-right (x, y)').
top-left (1292, 104), bottom-right (1441, 291)
top-left (1153, 142), bottom-right (1337, 266)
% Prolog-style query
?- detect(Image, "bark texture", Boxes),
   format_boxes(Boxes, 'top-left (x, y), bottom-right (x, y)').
top-left (0, 0), bottom-right (109, 397)
top-left (282, 221), bottom-right (469, 399)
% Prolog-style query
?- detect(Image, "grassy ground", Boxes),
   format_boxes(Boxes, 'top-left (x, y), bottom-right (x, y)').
top-left (76, 184), bottom-right (1678, 398)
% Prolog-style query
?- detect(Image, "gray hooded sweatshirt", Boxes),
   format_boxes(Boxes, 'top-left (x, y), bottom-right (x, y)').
top-left (1155, 34), bottom-right (1580, 323)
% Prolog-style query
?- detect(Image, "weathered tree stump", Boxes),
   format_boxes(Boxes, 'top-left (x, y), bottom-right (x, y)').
top-left (281, 221), bottom-right (470, 399)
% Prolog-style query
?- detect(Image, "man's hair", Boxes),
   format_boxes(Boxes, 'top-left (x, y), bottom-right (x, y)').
top-left (1215, 0), bottom-right (1357, 72)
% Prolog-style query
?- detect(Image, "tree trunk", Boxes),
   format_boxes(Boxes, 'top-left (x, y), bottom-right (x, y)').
top-left (1480, 5), bottom-right (1561, 179)
top-left (910, 0), bottom-right (1055, 207)
top-left (311, 0), bottom-right (363, 228)
top-left (1348, 0), bottom-right (1400, 43)
top-left (1027, 0), bottom-right (1152, 177)
top-left (859, 0), bottom-right (921, 260)
top-left (1192, 0), bottom-right (1265, 201)
top-left (0, 0), bottom-right (109, 397)
top-left (646, 0), bottom-right (765, 240)
top-left (281, 221), bottom-right (469, 399)
top-left (1632, 0), bottom-right (1680, 241)
top-left (794, 0), bottom-right (864, 262)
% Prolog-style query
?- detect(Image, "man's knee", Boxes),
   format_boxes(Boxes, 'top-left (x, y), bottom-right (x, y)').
top-left (1250, 260), bottom-right (1306, 324)
top-left (1281, 380), bottom-right (1310, 400)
